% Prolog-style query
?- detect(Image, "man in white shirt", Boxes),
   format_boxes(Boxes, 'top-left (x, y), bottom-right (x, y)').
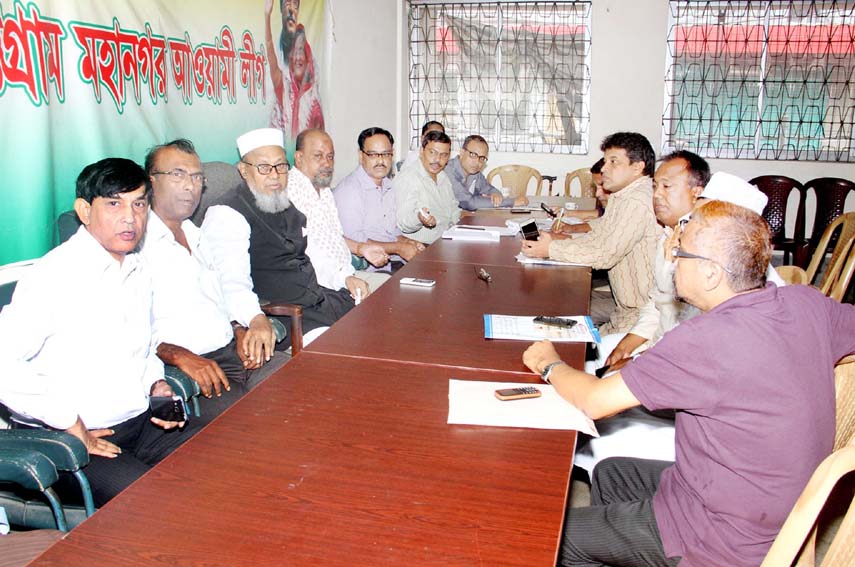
top-left (141, 140), bottom-right (284, 415)
top-left (202, 128), bottom-right (355, 338)
top-left (288, 129), bottom-right (389, 293)
top-left (0, 158), bottom-right (201, 506)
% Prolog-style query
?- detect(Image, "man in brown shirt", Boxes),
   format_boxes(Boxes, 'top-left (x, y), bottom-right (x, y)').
top-left (521, 132), bottom-right (658, 335)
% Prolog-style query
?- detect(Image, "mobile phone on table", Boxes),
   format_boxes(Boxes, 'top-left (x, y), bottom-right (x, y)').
top-left (400, 277), bottom-right (436, 287)
top-left (540, 202), bottom-right (557, 218)
top-left (150, 395), bottom-right (188, 422)
top-left (520, 220), bottom-right (540, 241)
top-left (533, 315), bottom-right (577, 328)
top-left (494, 386), bottom-right (542, 401)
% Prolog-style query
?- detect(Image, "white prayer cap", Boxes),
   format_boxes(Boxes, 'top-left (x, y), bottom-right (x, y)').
top-left (237, 128), bottom-right (284, 157)
top-left (700, 172), bottom-right (768, 216)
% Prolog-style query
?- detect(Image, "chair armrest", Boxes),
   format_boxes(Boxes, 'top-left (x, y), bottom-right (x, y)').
top-left (1, 430), bottom-right (88, 472)
top-left (0, 448), bottom-right (59, 492)
top-left (261, 302), bottom-right (303, 356)
top-left (164, 366), bottom-right (202, 417)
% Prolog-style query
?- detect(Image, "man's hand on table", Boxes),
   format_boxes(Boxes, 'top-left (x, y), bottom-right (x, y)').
top-left (520, 231), bottom-right (553, 258)
top-left (522, 340), bottom-right (563, 375)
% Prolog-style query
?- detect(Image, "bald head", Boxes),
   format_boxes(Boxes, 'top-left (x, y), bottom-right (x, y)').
top-left (294, 129), bottom-right (335, 189)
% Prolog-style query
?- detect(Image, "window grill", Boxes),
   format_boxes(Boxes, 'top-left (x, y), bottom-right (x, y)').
top-left (408, 1), bottom-right (591, 154)
top-left (663, 0), bottom-right (855, 162)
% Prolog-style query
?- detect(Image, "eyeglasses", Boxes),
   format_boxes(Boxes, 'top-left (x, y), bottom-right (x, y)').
top-left (241, 161), bottom-right (290, 175)
top-left (151, 169), bottom-right (206, 186)
top-left (671, 246), bottom-right (733, 275)
top-left (462, 148), bottom-right (488, 163)
top-left (361, 150), bottom-right (394, 160)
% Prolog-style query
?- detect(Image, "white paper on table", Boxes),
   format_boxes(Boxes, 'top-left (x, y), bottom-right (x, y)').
top-left (515, 253), bottom-right (587, 267)
top-left (441, 227), bottom-right (501, 242)
top-left (484, 314), bottom-right (601, 343)
top-left (452, 224), bottom-right (518, 237)
top-left (447, 379), bottom-right (598, 436)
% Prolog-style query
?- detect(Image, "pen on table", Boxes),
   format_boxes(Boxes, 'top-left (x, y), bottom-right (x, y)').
top-left (457, 225), bottom-right (486, 231)
top-left (356, 288), bottom-right (363, 305)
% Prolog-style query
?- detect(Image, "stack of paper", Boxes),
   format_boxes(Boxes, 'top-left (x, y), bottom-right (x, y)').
top-left (447, 379), bottom-right (598, 436)
top-left (515, 253), bottom-right (586, 267)
top-left (442, 226), bottom-right (501, 242)
top-left (484, 314), bottom-right (601, 343)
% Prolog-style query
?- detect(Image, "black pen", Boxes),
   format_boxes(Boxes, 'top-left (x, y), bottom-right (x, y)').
top-left (457, 226), bottom-right (486, 230)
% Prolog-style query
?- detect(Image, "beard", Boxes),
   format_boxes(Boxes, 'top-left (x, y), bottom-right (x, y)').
top-left (311, 167), bottom-right (333, 189)
top-left (250, 186), bottom-right (291, 214)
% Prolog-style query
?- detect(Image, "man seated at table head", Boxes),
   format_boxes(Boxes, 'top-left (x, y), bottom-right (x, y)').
top-left (394, 129), bottom-right (462, 245)
top-left (522, 131), bottom-right (659, 336)
top-left (401, 120), bottom-right (446, 171)
top-left (333, 126), bottom-right (426, 272)
top-left (201, 127), bottom-right (354, 340)
top-left (141, 139), bottom-right (284, 414)
top-left (523, 200), bottom-right (855, 567)
top-left (286, 128), bottom-right (388, 293)
top-left (446, 134), bottom-right (528, 211)
top-left (0, 157), bottom-right (204, 506)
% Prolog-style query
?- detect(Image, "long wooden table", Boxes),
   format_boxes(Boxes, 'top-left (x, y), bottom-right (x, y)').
top-left (30, 355), bottom-right (576, 566)
top-left (30, 219), bottom-right (592, 566)
top-left (306, 258), bottom-right (591, 374)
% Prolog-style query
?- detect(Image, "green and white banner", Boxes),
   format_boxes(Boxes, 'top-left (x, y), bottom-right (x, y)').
top-left (0, 0), bottom-right (326, 264)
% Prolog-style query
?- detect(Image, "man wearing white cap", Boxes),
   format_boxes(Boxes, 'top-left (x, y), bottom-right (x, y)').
top-left (576, 155), bottom-right (785, 474)
top-left (202, 128), bottom-right (355, 342)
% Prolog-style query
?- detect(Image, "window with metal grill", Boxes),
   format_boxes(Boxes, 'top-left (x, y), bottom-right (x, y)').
top-left (663, 0), bottom-right (855, 162)
top-left (408, 1), bottom-right (591, 154)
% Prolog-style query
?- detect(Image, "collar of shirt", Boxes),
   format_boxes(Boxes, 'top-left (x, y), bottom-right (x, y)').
top-left (146, 211), bottom-right (201, 252)
top-left (609, 175), bottom-right (652, 203)
top-left (448, 157), bottom-right (479, 193)
top-left (71, 225), bottom-right (142, 282)
top-left (352, 164), bottom-right (393, 194)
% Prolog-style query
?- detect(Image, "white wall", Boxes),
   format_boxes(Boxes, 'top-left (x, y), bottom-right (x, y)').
top-left (325, 0), bottom-right (855, 237)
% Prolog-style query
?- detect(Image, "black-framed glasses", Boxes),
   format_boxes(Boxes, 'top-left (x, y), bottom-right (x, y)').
top-left (462, 148), bottom-right (488, 163)
top-left (241, 160), bottom-right (290, 175)
top-left (671, 246), bottom-right (733, 275)
top-left (151, 169), bottom-right (206, 186)
top-left (361, 150), bottom-right (394, 160)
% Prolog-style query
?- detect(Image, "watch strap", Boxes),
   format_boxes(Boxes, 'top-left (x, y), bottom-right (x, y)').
top-left (541, 361), bottom-right (566, 384)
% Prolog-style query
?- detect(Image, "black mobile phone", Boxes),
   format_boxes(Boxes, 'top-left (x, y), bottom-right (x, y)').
top-left (521, 220), bottom-right (540, 241)
top-left (150, 395), bottom-right (188, 422)
top-left (533, 315), bottom-right (577, 328)
top-left (494, 386), bottom-right (542, 401)
top-left (540, 202), bottom-right (557, 218)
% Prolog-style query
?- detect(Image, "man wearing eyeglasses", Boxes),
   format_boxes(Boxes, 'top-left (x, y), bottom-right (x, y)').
top-left (447, 134), bottom-right (528, 211)
top-left (395, 129), bottom-right (462, 244)
top-left (334, 127), bottom-right (426, 272)
top-left (523, 200), bottom-right (855, 567)
top-left (202, 127), bottom-right (356, 342)
top-left (141, 140), bottom-right (284, 416)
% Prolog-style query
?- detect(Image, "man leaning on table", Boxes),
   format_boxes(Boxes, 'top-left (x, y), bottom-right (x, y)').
top-left (521, 132), bottom-right (659, 335)
top-left (447, 134), bottom-right (528, 211)
top-left (0, 158), bottom-right (203, 506)
top-left (334, 126), bottom-right (426, 272)
top-left (394, 129), bottom-right (462, 244)
top-left (523, 200), bottom-right (855, 567)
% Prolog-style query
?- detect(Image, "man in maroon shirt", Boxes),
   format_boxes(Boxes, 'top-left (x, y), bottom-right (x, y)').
top-left (523, 200), bottom-right (855, 567)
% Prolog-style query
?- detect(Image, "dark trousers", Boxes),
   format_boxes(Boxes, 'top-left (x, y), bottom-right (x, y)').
top-left (560, 458), bottom-right (680, 567)
top-left (198, 339), bottom-right (288, 417)
top-left (52, 410), bottom-right (205, 507)
top-left (272, 287), bottom-right (354, 351)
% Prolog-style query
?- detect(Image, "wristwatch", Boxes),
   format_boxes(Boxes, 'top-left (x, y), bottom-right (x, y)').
top-left (540, 361), bottom-right (566, 384)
